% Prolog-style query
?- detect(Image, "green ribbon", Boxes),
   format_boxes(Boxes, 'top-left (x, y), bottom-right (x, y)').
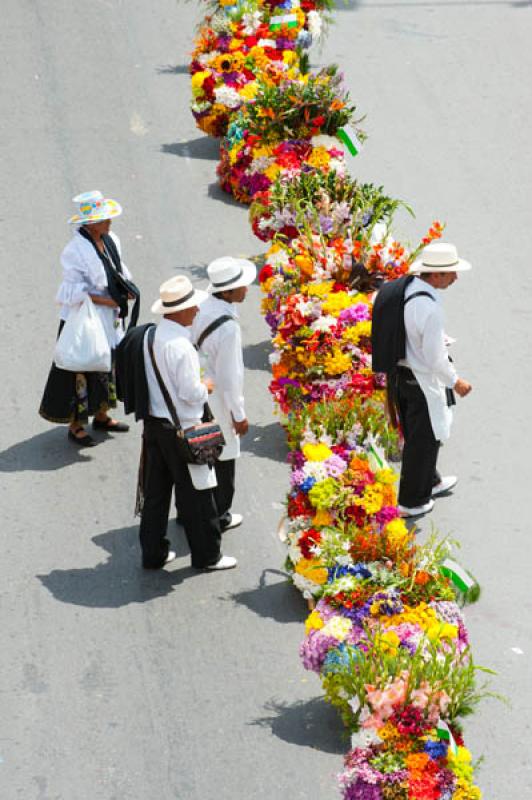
top-left (439, 558), bottom-right (475, 593)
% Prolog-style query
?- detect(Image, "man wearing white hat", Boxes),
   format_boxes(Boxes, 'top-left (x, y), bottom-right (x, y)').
top-left (191, 256), bottom-right (256, 532)
top-left (395, 242), bottom-right (473, 518)
top-left (139, 275), bottom-right (237, 570)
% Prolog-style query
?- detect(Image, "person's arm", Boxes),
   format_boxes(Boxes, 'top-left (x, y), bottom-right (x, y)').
top-left (214, 325), bottom-right (247, 426)
top-left (89, 295), bottom-right (118, 308)
top-left (420, 307), bottom-right (458, 388)
top-left (171, 344), bottom-right (209, 406)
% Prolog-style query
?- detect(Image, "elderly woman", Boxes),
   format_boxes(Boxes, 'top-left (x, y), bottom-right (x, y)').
top-left (39, 190), bottom-right (139, 446)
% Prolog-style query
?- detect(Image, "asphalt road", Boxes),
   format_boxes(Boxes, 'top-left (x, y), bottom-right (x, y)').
top-left (1, 1), bottom-right (531, 798)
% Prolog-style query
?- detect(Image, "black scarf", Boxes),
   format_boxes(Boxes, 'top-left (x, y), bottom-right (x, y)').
top-left (78, 227), bottom-right (140, 330)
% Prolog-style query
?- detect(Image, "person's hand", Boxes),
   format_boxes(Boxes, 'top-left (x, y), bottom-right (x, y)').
top-left (232, 417), bottom-right (249, 436)
top-left (203, 378), bottom-right (215, 394)
top-left (454, 377), bottom-right (472, 397)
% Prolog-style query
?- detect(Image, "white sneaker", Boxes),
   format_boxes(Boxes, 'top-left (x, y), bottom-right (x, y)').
top-left (397, 499), bottom-right (435, 518)
top-left (205, 555), bottom-right (238, 570)
top-left (432, 476), bottom-right (457, 497)
top-left (164, 550), bottom-right (177, 565)
top-left (222, 513), bottom-right (243, 531)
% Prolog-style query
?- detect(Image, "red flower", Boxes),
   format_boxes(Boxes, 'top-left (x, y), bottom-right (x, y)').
top-left (258, 264), bottom-right (274, 283)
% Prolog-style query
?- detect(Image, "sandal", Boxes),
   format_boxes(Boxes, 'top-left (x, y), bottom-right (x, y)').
top-left (68, 426), bottom-right (96, 447)
top-left (92, 417), bottom-right (130, 432)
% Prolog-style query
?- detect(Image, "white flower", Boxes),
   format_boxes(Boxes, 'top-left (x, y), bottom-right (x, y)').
top-left (310, 315), bottom-right (337, 333)
top-left (292, 573), bottom-right (321, 598)
top-left (303, 462), bottom-right (328, 482)
top-left (242, 10), bottom-right (262, 34)
top-left (268, 249), bottom-right (291, 268)
top-left (307, 10), bottom-right (322, 39)
top-left (214, 86), bottom-right (242, 109)
top-left (310, 134), bottom-right (340, 150)
top-left (268, 351), bottom-right (280, 365)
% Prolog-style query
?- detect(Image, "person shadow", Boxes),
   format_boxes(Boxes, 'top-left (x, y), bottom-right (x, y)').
top-left (250, 696), bottom-right (347, 754)
top-left (0, 429), bottom-right (94, 472)
top-left (224, 568), bottom-right (308, 624)
top-left (243, 341), bottom-right (272, 372)
top-left (37, 524), bottom-right (195, 608)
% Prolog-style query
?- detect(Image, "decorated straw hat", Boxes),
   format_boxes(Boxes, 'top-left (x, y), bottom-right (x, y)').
top-left (409, 242), bottom-right (472, 274)
top-left (151, 275), bottom-right (208, 315)
top-left (68, 190), bottom-right (123, 225)
top-left (207, 256), bottom-right (257, 293)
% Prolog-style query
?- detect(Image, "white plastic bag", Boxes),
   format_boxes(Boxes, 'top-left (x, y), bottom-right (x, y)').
top-left (54, 297), bottom-right (111, 372)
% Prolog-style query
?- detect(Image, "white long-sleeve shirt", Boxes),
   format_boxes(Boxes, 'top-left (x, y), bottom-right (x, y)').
top-left (398, 277), bottom-right (456, 441)
top-left (143, 318), bottom-right (208, 430)
top-left (192, 296), bottom-right (246, 423)
top-left (56, 229), bottom-right (133, 348)
top-left (398, 277), bottom-right (457, 388)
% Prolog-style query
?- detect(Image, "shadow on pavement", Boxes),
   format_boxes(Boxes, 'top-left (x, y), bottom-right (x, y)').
top-left (37, 524), bottom-right (195, 608)
top-left (207, 181), bottom-right (246, 208)
top-left (225, 569), bottom-right (307, 623)
top-left (161, 136), bottom-right (220, 160)
top-left (156, 64), bottom-right (189, 74)
top-left (243, 340), bottom-right (271, 372)
top-left (251, 697), bottom-right (347, 754)
top-left (0, 429), bottom-right (94, 472)
top-left (242, 422), bottom-right (288, 462)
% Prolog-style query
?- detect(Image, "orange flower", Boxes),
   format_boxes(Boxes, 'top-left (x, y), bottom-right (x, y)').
top-left (414, 570), bottom-right (431, 586)
top-left (330, 99), bottom-right (345, 111)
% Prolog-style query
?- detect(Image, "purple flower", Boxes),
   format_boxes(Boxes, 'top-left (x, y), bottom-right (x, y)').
top-left (299, 629), bottom-right (338, 672)
top-left (339, 304), bottom-right (371, 324)
top-left (319, 214), bottom-right (334, 233)
top-left (342, 779), bottom-right (382, 800)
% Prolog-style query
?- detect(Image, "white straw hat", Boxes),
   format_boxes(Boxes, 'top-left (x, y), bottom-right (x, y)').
top-left (151, 275), bottom-right (208, 315)
top-left (207, 256), bottom-right (257, 293)
top-left (68, 190), bottom-right (122, 225)
top-left (409, 242), bottom-right (472, 274)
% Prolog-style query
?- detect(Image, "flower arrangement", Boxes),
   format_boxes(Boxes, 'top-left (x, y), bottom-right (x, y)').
top-left (190, 0), bottom-right (329, 137)
top-left (217, 67), bottom-right (364, 202)
top-left (186, 1), bottom-right (488, 796)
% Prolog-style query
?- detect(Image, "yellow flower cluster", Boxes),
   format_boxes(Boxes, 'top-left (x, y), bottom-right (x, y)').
top-left (384, 518), bottom-right (410, 551)
top-left (294, 558), bottom-right (328, 585)
top-left (301, 281), bottom-right (333, 298)
top-left (305, 609), bottom-right (325, 635)
top-left (306, 146), bottom-right (331, 170)
top-left (380, 602), bottom-right (459, 642)
top-left (448, 748), bottom-right (482, 799)
top-left (302, 442), bottom-right (333, 462)
top-left (323, 348), bottom-right (352, 375)
top-left (354, 485), bottom-right (385, 516)
top-left (321, 291), bottom-right (353, 317)
top-left (341, 321), bottom-right (372, 346)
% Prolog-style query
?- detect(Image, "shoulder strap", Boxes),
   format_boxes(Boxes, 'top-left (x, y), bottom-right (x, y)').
top-left (196, 314), bottom-right (234, 350)
top-left (404, 290), bottom-right (435, 306)
top-left (146, 327), bottom-right (182, 432)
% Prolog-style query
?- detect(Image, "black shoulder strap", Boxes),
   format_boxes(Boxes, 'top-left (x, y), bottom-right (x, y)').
top-left (404, 290), bottom-right (435, 306)
top-left (196, 314), bottom-right (234, 350)
top-left (146, 327), bottom-right (182, 432)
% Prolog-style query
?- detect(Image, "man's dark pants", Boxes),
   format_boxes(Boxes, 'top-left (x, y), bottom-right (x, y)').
top-left (214, 458), bottom-right (236, 529)
top-left (140, 417), bottom-right (222, 568)
top-left (396, 368), bottom-right (441, 508)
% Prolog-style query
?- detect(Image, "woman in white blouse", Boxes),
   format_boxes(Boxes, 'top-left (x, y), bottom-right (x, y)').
top-left (39, 191), bottom-right (139, 446)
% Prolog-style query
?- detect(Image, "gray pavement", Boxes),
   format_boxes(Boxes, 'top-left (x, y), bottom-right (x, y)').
top-left (0, 0), bottom-right (531, 797)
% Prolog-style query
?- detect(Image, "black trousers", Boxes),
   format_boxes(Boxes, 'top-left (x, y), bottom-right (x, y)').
top-left (214, 459), bottom-right (236, 529)
top-left (139, 418), bottom-right (222, 568)
top-left (396, 369), bottom-right (441, 508)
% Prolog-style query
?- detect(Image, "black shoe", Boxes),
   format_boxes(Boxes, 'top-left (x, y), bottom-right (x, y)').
top-left (68, 428), bottom-right (96, 447)
top-left (92, 418), bottom-right (130, 432)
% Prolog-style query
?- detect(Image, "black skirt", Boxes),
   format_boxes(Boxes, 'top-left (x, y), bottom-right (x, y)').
top-left (39, 321), bottom-right (117, 425)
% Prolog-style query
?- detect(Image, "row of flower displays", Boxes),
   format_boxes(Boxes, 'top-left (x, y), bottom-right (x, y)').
top-left (188, 2), bottom-right (488, 797)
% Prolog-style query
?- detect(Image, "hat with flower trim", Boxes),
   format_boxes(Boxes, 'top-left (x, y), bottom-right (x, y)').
top-left (68, 190), bottom-right (122, 225)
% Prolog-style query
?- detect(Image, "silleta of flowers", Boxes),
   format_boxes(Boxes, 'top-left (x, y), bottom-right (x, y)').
top-left (188, 2), bottom-right (487, 797)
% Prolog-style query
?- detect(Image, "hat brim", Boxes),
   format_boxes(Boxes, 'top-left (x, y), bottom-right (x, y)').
top-left (68, 200), bottom-right (123, 225)
top-left (207, 259), bottom-right (257, 293)
top-left (409, 257), bottom-right (472, 274)
top-left (151, 288), bottom-right (208, 315)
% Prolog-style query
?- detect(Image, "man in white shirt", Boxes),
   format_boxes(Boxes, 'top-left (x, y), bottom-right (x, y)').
top-left (139, 275), bottom-right (237, 570)
top-left (191, 256), bottom-right (256, 531)
top-left (396, 242), bottom-right (473, 517)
